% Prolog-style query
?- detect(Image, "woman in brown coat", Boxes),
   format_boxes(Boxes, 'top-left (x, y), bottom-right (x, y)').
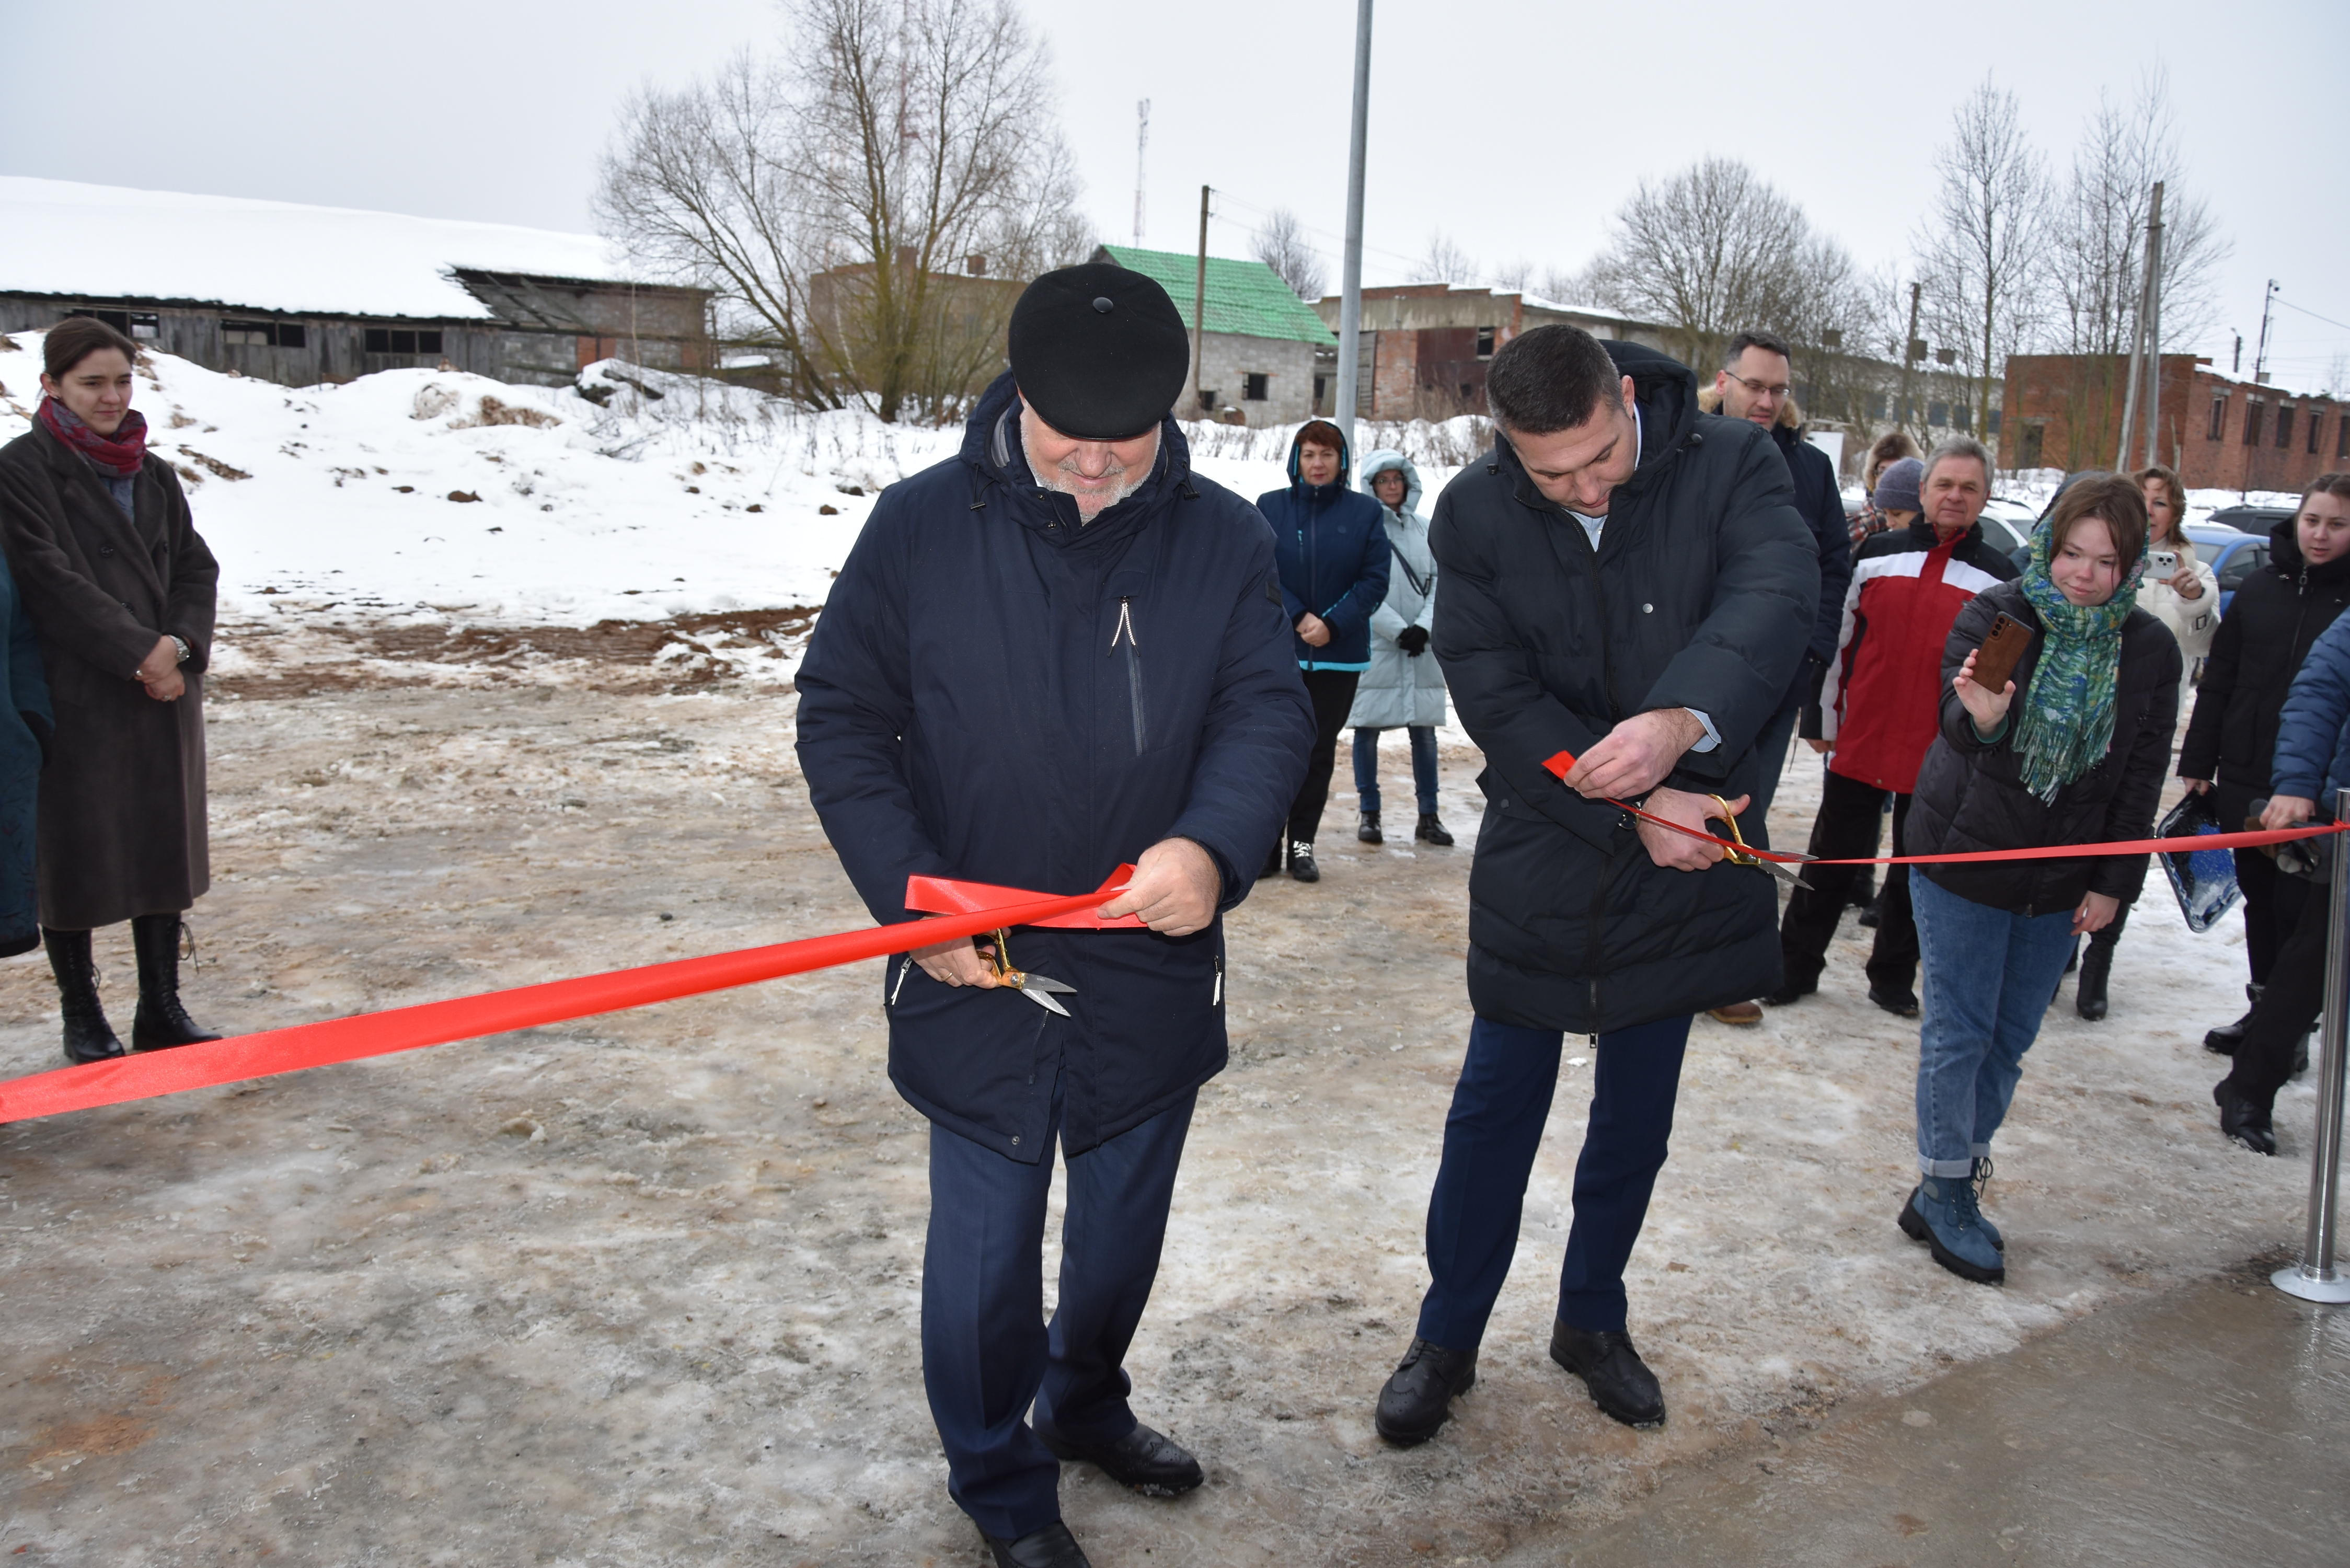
top-left (0, 317), bottom-right (220, 1063)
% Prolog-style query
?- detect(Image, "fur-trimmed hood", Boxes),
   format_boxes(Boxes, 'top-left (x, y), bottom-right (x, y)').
top-left (1696, 381), bottom-right (1806, 431)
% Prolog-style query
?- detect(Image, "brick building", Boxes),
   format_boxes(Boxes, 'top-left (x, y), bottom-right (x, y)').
top-left (1091, 245), bottom-right (1335, 426)
top-left (1308, 285), bottom-right (1672, 421)
top-left (0, 177), bottom-right (711, 389)
top-left (2003, 351), bottom-right (2345, 491)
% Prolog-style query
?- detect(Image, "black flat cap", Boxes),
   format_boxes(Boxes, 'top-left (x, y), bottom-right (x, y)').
top-left (1008, 262), bottom-right (1190, 440)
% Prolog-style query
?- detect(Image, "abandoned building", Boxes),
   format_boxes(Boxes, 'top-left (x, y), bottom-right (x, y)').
top-left (2005, 351), bottom-right (2344, 492)
top-left (1091, 245), bottom-right (1337, 425)
top-left (1309, 285), bottom-right (1673, 421)
top-left (0, 176), bottom-right (711, 389)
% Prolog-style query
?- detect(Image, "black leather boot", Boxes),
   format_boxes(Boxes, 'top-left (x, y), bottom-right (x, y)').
top-left (130, 914), bottom-right (220, 1051)
top-left (2076, 936), bottom-right (2113, 1020)
top-left (1549, 1320), bottom-right (1666, 1428)
top-left (2206, 984), bottom-right (2260, 1055)
top-left (979, 1522), bottom-right (1091, 1568)
top-left (44, 927), bottom-right (125, 1064)
top-left (2215, 1078), bottom-right (2277, 1156)
top-left (1414, 812), bottom-right (1454, 846)
top-left (1357, 810), bottom-right (1383, 845)
top-left (1287, 839), bottom-right (1320, 883)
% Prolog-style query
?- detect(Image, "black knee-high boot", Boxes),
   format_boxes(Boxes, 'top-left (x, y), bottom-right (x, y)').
top-left (2076, 906), bottom-right (2126, 1021)
top-left (130, 914), bottom-right (220, 1051)
top-left (43, 927), bottom-right (125, 1064)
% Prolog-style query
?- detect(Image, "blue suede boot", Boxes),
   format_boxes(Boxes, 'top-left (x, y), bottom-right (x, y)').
top-left (1968, 1157), bottom-right (2001, 1253)
top-left (1897, 1172), bottom-right (2005, 1285)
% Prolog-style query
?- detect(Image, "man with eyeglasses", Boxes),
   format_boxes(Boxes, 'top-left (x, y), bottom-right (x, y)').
top-left (1700, 331), bottom-right (1854, 1025)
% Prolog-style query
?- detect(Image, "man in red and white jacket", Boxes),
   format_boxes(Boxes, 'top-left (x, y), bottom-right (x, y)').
top-left (1765, 439), bottom-right (2017, 1016)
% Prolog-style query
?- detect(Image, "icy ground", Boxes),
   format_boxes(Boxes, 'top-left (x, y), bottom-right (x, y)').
top-left (0, 656), bottom-right (2318, 1565)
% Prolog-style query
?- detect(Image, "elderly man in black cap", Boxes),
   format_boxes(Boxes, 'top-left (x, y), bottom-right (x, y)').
top-left (795, 265), bottom-right (1314, 1568)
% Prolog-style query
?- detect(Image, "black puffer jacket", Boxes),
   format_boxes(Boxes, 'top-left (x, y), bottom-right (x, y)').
top-left (1430, 340), bottom-right (1817, 1033)
top-left (1906, 581), bottom-right (2181, 915)
top-left (2178, 518), bottom-right (2350, 831)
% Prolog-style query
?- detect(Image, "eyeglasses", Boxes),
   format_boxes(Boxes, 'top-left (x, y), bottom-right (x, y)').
top-left (1722, 369), bottom-right (1792, 400)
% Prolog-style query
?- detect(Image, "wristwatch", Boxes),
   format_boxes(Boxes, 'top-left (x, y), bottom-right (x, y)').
top-left (170, 636), bottom-right (190, 665)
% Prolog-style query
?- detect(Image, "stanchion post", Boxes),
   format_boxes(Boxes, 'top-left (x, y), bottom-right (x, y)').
top-left (2275, 786), bottom-right (2350, 1302)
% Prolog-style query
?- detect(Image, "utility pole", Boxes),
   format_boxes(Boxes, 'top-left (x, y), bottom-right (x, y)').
top-left (1332, 0), bottom-right (1374, 453)
top-left (1190, 185), bottom-right (1209, 414)
top-left (2116, 182), bottom-right (2162, 471)
top-left (1898, 282), bottom-right (1923, 443)
top-left (2140, 181), bottom-right (2165, 470)
top-left (1133, 100), bottom-right (1149, 247)
top-left (2254, 279), bottom-right (2279, 384)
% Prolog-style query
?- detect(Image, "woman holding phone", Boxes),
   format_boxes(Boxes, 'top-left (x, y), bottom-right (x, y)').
top-left (2060, 466), bottom-right (2218, 1019)
top-left (1896, 474), bottom-right (2179, 1284)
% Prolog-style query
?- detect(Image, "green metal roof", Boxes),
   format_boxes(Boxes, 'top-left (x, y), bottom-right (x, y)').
top-left (1095, 245), bottom-right (1336, 346)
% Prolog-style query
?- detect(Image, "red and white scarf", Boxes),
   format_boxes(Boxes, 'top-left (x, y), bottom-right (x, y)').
top-left (38, 395), bottom-right (147, 477)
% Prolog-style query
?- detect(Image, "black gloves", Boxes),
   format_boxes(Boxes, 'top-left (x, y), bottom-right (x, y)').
top-left (1395, 625), bottom-right (1430, 656)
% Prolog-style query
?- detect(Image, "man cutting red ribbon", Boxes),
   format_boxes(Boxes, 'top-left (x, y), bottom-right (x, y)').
top-left (792, 263), bottom-right (1312, 1568)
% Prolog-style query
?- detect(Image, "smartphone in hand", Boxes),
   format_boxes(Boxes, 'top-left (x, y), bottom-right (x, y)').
top-left (1971, 613), bottom-right (2033, 693)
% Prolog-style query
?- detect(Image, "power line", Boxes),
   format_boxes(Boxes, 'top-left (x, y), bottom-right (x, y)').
top-left (2276, 297), bottom-right (2350, 333)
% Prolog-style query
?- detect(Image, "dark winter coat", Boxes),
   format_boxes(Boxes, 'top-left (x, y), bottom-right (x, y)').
top-left (2178, 519), bottom-right (2350, 832)
top-left (1259, 429), bottom-right (1391, 670)
top-left (0, 420), bottom-right (215, 930)
top-left (2267, 603), bottom-right (2350, 806)
top-left (0, 553), bottom-right (52, 956)
top-left (1906, 582), bottom-right (2180, 915)
top-left (1429, 340), bottom-right (1818, 1034)
top-left (1771, 421), bottom-right (1856, 710)
top-left (794, 373), bottom-right (1314, 1164)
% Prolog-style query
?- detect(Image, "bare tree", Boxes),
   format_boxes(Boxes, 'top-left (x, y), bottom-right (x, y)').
top-left (1574, 156), bottom-right (1853, 374)
top-left (2042, 70), bottom-right (2230, 467)
top-left (1913, 76), bottom-right (2049, 452)
top-left (596, 0), bottom-right (1090, 423)
top-left (1410, 231), bottom-right (1479, 286)
top-left (1251, 209), bottom-right (1327, 301)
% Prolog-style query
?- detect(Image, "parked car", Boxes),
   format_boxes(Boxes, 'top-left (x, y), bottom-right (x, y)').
top-left (2184, 523), bottom-right (2270, 617)
top-left (1977, 495), bottom-right (2043, 569)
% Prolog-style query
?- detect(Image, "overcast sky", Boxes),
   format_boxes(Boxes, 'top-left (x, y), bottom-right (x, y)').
top-left (10, 0), bottom-right (2345, 387)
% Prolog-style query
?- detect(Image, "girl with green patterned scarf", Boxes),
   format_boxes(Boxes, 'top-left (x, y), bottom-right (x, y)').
top-left (1895, 472), bottom-right (2182, 1288)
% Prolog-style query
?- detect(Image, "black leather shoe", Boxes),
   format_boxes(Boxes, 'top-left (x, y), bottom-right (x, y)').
top-left (1868, 985), bottom-right (1921, 1018)
top-left (2206, 985), bottom-right (2259, 1055)
top-left (1259, 842), bottom-right (1285, 880)
top-left (1037, 1422), bottom-right (1202, 1497)
top-left (1549, 1320), bottom-right (1665, 1428)
top-left (1415, 813), bottom-right (1454, 846)
top-left (1288, 840), bottom-right (1320, 883)
top-left (1358, 811), bottom-right (1383, 845)
top-left (1857, 895), bottom-right (1883, 929)
top-left (1374, 1336), bottom-right (1477, 1446)
top-left (2215, 1079), bottom-right (2277, 1156)
top-left (980, 1521), bottom-right (1091, 1568)
top-left (1760, 981), bottom-right (1814, 1007)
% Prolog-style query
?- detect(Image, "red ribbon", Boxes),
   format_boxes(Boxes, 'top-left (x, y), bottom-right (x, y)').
top-left (1537, 750), bottom-right (2344, 864)
top-left (0, 877), bottom-right (1131, 1127)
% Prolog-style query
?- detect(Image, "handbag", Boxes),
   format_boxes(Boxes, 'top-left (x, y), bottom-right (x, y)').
top-left (2158, 792), bottom-right (2243, 933)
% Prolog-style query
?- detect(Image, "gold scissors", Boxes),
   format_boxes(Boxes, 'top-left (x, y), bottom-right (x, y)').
top-left (1708, 794), bottom-right (1813, 891)
top-left (978, 928), bottom-right (1078, 1016)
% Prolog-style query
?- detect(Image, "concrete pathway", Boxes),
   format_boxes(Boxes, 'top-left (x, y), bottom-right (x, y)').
top-left (1525, 1255), bottom-right (2350, 1567)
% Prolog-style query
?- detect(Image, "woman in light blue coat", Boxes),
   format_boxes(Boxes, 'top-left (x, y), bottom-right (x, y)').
top-left (1348, 449), bottom-right (1453, 846)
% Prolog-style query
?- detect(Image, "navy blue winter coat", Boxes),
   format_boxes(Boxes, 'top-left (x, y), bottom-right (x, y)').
top-left (794, 374), bottom-right (1314, 1162)
top-left (1259, 430), bottom-right (1390, 670)
top-left (2269, 601), bottom-right (2350, 808)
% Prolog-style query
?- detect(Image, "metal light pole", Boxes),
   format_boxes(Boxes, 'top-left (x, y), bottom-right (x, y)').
top-left (1332, 0), bottom-right (1373, 453)
top-left (2275, 784), bottom-right (2350, 1303)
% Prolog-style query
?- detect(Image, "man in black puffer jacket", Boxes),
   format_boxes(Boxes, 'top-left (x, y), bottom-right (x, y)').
top-left (2178, 512), bottom-right (2350, 1052)
top-left (1372, 328), bottom-right (1815, 1444)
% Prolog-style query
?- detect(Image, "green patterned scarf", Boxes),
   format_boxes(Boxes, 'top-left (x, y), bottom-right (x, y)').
top-left (2010, 518), bottom-right (2147, 801)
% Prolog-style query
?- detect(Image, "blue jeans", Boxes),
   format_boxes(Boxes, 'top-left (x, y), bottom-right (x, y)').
top-left (1416, 1013), bottom-right (1692, 1347)
top-left (921, 1071), bottom-right (1195, 1539)
top-left (1353, 725), bottom-right (1439, 815)
top-left (1910, 873), bottom-right (2077, 1178)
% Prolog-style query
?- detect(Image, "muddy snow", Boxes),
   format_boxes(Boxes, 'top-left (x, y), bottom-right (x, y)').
top-left (0, 630), bottom-right (2319, 1567)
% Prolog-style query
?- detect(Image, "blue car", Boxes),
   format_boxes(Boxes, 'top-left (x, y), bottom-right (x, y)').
top-left (2184, 520), bottom-right (2278, 617)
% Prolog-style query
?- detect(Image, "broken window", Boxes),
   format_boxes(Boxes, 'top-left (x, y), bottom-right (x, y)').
top-left (1475, 327), bottom-right (1495, 359)
top-left (365, 328), bottom-right (443, 356)
top-left (1242, 373), bottom-right (1270, 401)
top-left (222, 320), bottom-right (306, 348)
top-left (2277, 405), bottom-right (2296, 449)
top-left (128, 312), bottom-right (159, 340)
top-left (2244, 400), bottom-right (2265, 445)
top-left (2312, 410), bottom-right (2326, 455)
top-left (2208, 394), bottom-right (2228, 441)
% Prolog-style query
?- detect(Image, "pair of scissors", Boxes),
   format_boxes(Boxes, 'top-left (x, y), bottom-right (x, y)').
top-left (980, 928), bottom-right (1078, 1016)
top-left (1707, 794), bottom-right (1814, 892)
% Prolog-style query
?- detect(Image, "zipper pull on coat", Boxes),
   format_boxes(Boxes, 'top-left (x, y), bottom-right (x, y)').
top-left (1109, 596), bottom-right (1139, 652)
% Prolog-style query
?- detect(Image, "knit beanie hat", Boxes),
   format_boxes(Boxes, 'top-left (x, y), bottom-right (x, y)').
top-left (1873, 457), bottom-right (1925, 514)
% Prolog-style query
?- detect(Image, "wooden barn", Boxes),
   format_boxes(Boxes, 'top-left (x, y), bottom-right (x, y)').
top-left (0, 177), bottom-right (710, 389)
